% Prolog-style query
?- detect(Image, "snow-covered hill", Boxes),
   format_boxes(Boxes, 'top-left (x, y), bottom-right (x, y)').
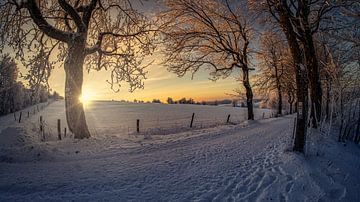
top-left (0, 102), bottom-right (359, 201)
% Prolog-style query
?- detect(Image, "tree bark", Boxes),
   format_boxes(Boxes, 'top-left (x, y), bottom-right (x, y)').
top-left (303, 28), bottom-right (322, 127)
top-left (243, 69), bottom-right (254, 120)
top-left (64, 35), bottom-right (90, 139)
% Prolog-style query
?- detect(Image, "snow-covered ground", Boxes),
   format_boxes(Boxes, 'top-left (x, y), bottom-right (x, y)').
top-left (1, 100), bottom-right (274, 140)
top-left (0, 101), bottom-right (359, 201)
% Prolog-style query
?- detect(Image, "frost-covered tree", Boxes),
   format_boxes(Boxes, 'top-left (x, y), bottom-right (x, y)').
top-left (255, 31), bottom-right (297, 115)
top-left (12, 82), bottom-right (26, 111)
top-left (255, 32), bottom-right (287, 115)
top-left (23, 49), bottom-right (52, 104)
top-left (159, 0), bottom-right (256, 120)
top-left (249, 0), bottom-right (332, 151)
top-left (249, 0), bottom-right (358, 151)
top-left (0, 0), bottom-right (156, 138)
top-left (166, 97), bottom-right (174, 104)
top-left (0, 55), bottom-right (18, 115)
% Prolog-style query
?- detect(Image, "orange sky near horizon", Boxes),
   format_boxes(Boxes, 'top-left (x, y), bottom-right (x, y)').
top-left (45, 50), bottom-right (242, 103)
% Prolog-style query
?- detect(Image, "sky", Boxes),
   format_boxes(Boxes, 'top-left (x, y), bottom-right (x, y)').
top-left (46, 50), bottom-right (242, 102)
top-left (25, 0), bottom-right (245, 103)
top-left (9, 0), bottom-right (248, 103)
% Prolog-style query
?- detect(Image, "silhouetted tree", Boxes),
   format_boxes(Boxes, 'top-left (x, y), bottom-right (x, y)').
top-left (160, 0), bottom-right (255, 120)
top-left (167, 97), bottom-right (174, 104)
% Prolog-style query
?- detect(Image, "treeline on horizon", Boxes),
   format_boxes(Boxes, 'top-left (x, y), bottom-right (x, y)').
top-left (121, 97), bottom-right (264, 107)
top-left (133, 98), bottom-right (234, 106)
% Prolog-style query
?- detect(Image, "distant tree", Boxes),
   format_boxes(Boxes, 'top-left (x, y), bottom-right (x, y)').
top-left (160, 0), bottom-right (256, 120)
top-left (50, 91), bottom-right (63, 100)
top-left (152, 99), bottom-right (161, 103)
top-left (178, 97), bottom-right (187, 104)
top-left (38, 85), bottom-right (49, 103)
top-left (0, 0), bottom-right (156, 139)
top-left (0, 55), bottom-right (18, 114)
top-left (24, 49), bottom-right (52, 104)
top-left (255, 31), bottom-right (293, 115)
top-left (12, 82), bottom-right (26, 111)
top-left (187, 98), bottom-right (194, 104)
top-left (23, 89), bottom-right (33, 108)
top-left (232, 99), bottom-right (238, 107)
top-left (167, 97), bottom-right (174, 104)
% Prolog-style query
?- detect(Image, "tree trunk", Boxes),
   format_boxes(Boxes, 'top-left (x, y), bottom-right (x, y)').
top-left (275, 64), bottom-right (282, 115)
top-left (303, 28), bottom-right (322, 127)
top-left (277, 86), bottom-right (282, 115)
top-left (278, 9), bottom-right (308, 152)
top-left (290, 101), bottom-right (294, 114)
top-left (64, 36), bottom-right (90, 139)
top-left (325, 79), bottom-right (331, 120)
top-left (242, 69), bottom-right (254, 120)
top-left (355, 100), bottom-right (360, 143)
top-left (288, 91), bottom-right (294, 114)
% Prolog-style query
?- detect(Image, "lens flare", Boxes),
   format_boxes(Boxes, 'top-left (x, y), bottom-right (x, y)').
top-left (79, 90), bottom-right (92, 106)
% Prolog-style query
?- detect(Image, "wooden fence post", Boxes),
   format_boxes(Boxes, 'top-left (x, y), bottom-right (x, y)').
top-left (27, 111), bottom-right (30, 118)
top-left (13, 112), bottom-right (16, 121)
top-left (263, 112), bottom-right (265, 119)
top-left (64, 127), bottom-right (67, 138)
top-left (137, 119), bottom-right (140, 133)
top-left (40, 116), bottom-right (44, 141)
top-left (292, 117), bottom-right (297, 140)
top-left (18, 111), bottom-right (22, 123)
top-left (227, 114), bottom-right (231, 123)
top-left (190, 113), bottom-right (195, 128)
top-left (57, 119), bottom-right (61, 140)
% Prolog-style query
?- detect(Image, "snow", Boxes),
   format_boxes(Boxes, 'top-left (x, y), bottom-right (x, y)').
top-left (6, 100), bottom-right (273, 140)
top-left (0, 101), bottom-right (359, 201)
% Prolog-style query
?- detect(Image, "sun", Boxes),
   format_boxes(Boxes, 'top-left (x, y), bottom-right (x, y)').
top-left (79, 90), bottom-right (93, 106)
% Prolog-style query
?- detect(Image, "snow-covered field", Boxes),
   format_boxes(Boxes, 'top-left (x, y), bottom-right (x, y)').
top-left (0, 101), bottom-right (359, 201)
top-left (2, 100), bottom-right (274, 140)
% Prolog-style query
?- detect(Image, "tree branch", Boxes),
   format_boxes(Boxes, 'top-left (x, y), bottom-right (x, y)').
top-left (58, 0), bottom-right (86, 32)
top-left (25, 0), bottom-right (71, 42)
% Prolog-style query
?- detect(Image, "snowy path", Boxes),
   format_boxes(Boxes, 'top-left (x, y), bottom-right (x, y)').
top-left (1, 116), bottom-right (360, 201)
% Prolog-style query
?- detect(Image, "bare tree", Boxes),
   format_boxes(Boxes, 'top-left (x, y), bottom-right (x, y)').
top-left (0, 0), bottom-right (156, 138)
top-left (255, 31), bottom-right (291, 115)
top-left (327, 1), bottom-right (360, 48)
top-left (159, 0), bottom-right (256, 120)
